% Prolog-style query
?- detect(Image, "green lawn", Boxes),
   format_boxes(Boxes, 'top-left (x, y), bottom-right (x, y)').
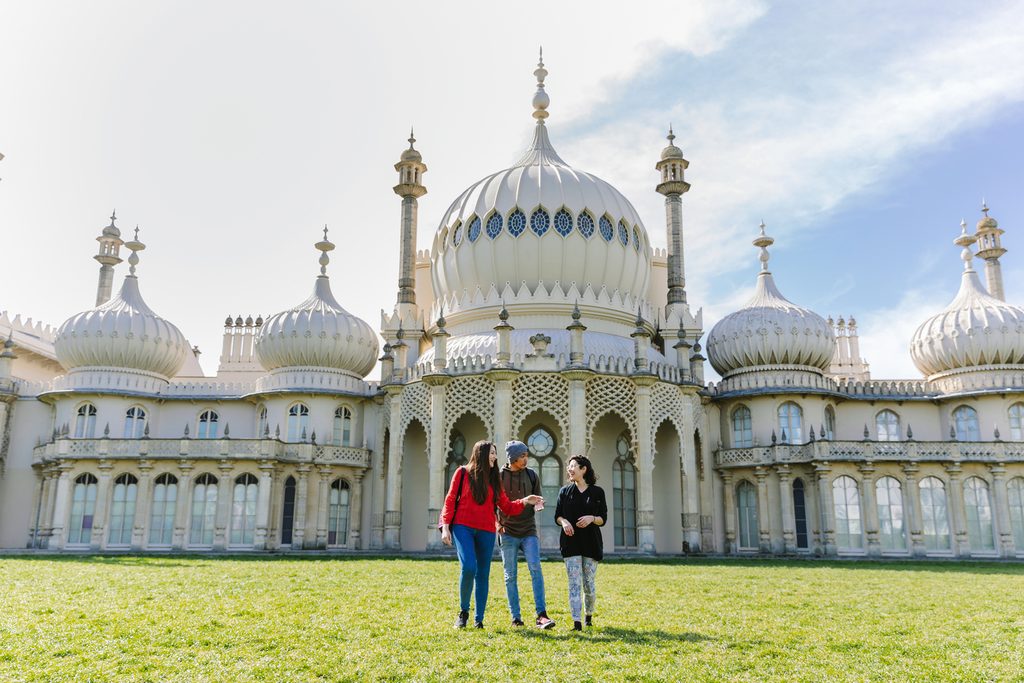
top-left (1, 555), bottom-right (1022, 682)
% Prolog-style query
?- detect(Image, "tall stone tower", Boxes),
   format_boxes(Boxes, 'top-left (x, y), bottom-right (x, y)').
top-left (94, 211), bottom-right (124, 305)
top-left (974, 201), bottom-right (1006, 301)
top-left (655, 127), bottom-right (691, 310)
top-left (392, 131), bottom-right (427, 317)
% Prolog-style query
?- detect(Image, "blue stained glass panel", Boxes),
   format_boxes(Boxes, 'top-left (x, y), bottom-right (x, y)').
top-left (468, 216), bottom-right (481, 242)
top-left (508, 209), bottom-right (527, 237)
top-left (486, 213), bottom-right (503, 239)
top-left (632, 226), bottom-right (641, 251)
top-left (578, 213), bottom-right (595, 238)
top-left (530, 208), bottom-right (550, 236)
top-left (453, 223), bottom-right (464, 246)
top-left (599, 216), bottom-right (614, 242)
top-left (618, 220), bottom-right (629, 246)
top-left (554, 209), bottom-right (573, 236)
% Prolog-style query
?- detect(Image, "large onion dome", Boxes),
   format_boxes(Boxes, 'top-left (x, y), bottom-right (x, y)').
top-left (431, 55), bottom-right (650, 320)
top-left (255, 229), bottom-right (378, 378)
top-left (707, 224), bottom-right (834, 378)
top-left (55, 231), bottom-right (189, 380)
top-left (910, 226), bottom-right (1024, 379)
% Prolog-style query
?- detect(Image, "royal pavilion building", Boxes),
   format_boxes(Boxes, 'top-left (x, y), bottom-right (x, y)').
top-left (1, 59), bottom-right (1023, 559)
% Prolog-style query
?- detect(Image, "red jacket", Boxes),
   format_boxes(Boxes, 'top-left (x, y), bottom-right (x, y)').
top-left (441, 467), bottom-right (525, 533)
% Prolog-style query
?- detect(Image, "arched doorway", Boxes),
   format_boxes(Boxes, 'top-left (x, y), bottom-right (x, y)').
top-left (517, 409), bottom-right (565, 550)
top-left (590, 412), bottom-right (631, 553)
top-left (400, 420), bottom-right (428, 551)
top-left (653, 420), bottom-right (683, 554)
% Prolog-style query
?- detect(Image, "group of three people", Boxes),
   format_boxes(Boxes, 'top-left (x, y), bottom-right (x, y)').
top-left (439, 439), bottom-right (608, 631)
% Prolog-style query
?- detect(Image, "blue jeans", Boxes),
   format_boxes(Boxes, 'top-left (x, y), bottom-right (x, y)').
top-left (451, 524), bottom-right (496, 623)
top-left (499, 533), bottom-right (546, 620)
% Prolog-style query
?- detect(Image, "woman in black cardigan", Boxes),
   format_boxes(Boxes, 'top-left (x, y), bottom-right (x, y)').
top-left (554, 455), bottom-right (607, 631)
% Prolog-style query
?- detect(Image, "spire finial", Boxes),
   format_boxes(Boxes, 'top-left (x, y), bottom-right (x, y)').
top-left (125, 226), bottom-right (146, 276)
top-left (315, 224), bottom-right (335, 276)
top-left (753, 220), bottom-right (774, 273)
top-left (532, 49), bottom-right (550, 124)
top-left (954, 218), bottom-right (977, 270)
top-left (109, 210), bottom-right (117, 226)
top-left (667, 124), bottom-right (675, 144)
top-left (982, 198), bottom-right (990, 217)
top-left (408, 127), bottom-right (416, 149)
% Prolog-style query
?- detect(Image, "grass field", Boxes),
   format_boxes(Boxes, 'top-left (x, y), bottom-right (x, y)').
top-left (1, 555), bottom-right (1023, 682)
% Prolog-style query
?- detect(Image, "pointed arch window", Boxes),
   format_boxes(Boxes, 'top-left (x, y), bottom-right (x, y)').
top-left (963, 477), bottom-right (995, 552)
top-left (256, 405), bottom-right (268, 438)
top-left (632, 226), bottom-right (641, 251)
top-left (824, 406), bottom-right (836, 440)
top-left (190, 473), bottom-right (218, 546)
top-left (530, 208), bottom-right (550, 236)
top-left (68, 473), bottom-right (98, 545)
top-left (1010, 403), bottom-right (1024, 441)
top-left (467, 216), bottom-right (482, 243)
top-left (230, 473), bottom-right (259, 546)
top-left (599, 216), bottom-right (614, 242)
top-left (149, 473), bottom-right (178, 546)
top-left (198, 410), bottom-right (218, 439)
top-left (617, 219), bottom-right (629, 246)
top-left (123, 406), bottom-right (147, 439)
top-left (486, 212), bottom-right (503, 239)
top-left (577, 212), bottom-right (595, 239)
top-left (526, 426), bottom-right (561, 541)
top-left (876, 410), bottom-right (900, 442)
top-left (736, 481), bottom-right (759, 550)
top-left (108, 473), bottom-right (138, 546)
top-left (777, 402), bottom-right (803, 443)
top-left (75, 403), bottom-right (97, 438)
top-left (452, 221), bottom-right (464, 246)
top-left (1008, 477), bottom-right (1024, 550)
top-left (445, 430), bottom-right (468, 495)
top-left (508, 208), bottom-right (527, 237)
top-left (333, 406), bottom-right (352, 446)
top-left (612, 432), bottom-right (638, 548)
top-left (328, 479), bottom-right (351, 546)
top-left (731, 405), bottom-right (753, 448)
top-left (953, 406), bottom-right (980, 441)
top-left (833, 476), bottom-right (863, 550)
top-left (875, 477), bottom-right (906, 551)
top-left (553, 208), bottom-right (573, 237)
top-left (919, 477), bottom-right (951, 551)
top-left (287, 403), bottom-right (310, 443)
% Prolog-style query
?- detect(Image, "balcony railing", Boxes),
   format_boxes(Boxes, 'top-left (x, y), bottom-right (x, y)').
top-left (33, 437), bottom-right (371, 468)
top-left (715, 440), bottom-right (1024, 468)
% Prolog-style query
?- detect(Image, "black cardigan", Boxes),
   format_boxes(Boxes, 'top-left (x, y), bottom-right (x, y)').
top-left (554, 483), bottom-right (608, 561)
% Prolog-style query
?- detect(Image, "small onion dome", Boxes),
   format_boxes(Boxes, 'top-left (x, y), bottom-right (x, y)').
top-left (660, 127), bottom-right (684, 160)
top-left (55, 233), bottom-right (189, 378)
top-left (977, 203), bottom-right (998, 231)
top-left (706, 223), bottom-right (834, 377)
top-left (101, 210), bottom-right (121, 238)
top-left (254, 229), bottom-right (379, 378)
top-left (400, 129), bottom-right (422, 163)
top-left (910, 236), bottom-right (1024, 378)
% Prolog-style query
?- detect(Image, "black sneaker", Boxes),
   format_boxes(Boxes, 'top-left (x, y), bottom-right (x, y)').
top-left (536, 614), bottom-right (555, 629)
top-left (474, 621), bottom-right (484, 629)
top-left (511, 618), bottom-right (525, 627)
top-left (585, 615), bottom-right (592, 627)
top-left (573, 621), bottom-right (583, 631)
top-left (455, 611), bottom-right (469, 629)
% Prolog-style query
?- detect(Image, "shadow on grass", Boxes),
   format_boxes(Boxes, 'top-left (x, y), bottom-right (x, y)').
top-left (517, 625), bottom-right (712, 644)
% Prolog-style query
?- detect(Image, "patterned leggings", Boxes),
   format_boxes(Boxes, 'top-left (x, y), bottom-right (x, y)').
top-left (564, 556), bottom-right (598, 621)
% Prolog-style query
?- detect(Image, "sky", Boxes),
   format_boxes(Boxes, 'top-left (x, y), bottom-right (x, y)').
top-left (1, 1), bottom-right (1022, 381)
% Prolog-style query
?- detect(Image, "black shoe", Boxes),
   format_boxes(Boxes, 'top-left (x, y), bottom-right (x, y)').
top-left (573, 621), bottom-right (583, 631)
top-left (511, 618), bottom-right (525, 627)
top-left (585, 614), bottom-right (592, 627)
top-left (455, 611), bottom-right (469, 628)
top-left (475, 621), bottom-right (484, 629)
top-left (536, 614), bottom-right (555, 629)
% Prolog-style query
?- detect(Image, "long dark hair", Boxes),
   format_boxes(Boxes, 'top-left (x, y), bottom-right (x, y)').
top-left (569, 454), bottom-right (597, 486)
top-left (467, 440), bottom-right (500, 504)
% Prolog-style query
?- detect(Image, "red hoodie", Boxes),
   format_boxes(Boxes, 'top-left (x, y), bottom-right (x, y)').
top-left (441, 466), bottom-right (525, 533)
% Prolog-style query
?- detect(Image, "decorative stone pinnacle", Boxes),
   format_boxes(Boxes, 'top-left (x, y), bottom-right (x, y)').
top-left (436, 305), bottom-right (446, 330)
top-left (499, 303), bottom-right (509, 322)
top-left (572, 301), bottom-right (581, 321)
top-left (532, 49), bottom-right (550, 123)
top-left (316, 225), bottom-right (335, 275)
top-left (954, 219), bottom-right (976, 270)
top-left (753, 220), bottom-right (774, 272)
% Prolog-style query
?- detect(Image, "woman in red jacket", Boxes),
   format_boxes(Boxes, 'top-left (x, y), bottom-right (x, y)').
top-left (440, 440), bottom-right (543, 629)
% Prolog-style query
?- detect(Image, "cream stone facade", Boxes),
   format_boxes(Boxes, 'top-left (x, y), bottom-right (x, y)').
top-left (1, 59), bottom-right (1023, 559)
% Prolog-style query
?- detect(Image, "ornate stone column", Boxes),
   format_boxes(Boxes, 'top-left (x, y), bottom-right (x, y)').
top-left (350, 471), bottom-right (365, 549)
top-left (632, 375), bottom-right (657, 552)
top-left (754, 466), bottom-right (772, 553)
top-left (814, 461), bottom-right (836, 556)
top-left (777, 464), bottom-right (795, 554)
top-left (91, 459), bottom-right (113, 551)
top-left (423, 374), bottom-right (450, 549)
top-left (370, 392), bottom-right (387, 549)
top-left (988, 462), bottom-right (1014, 558)
top-left (172, 459), bottom-right (193, 549)
top-left (132, 460), bottom-right (153, 550)
top-left (214, 460), bottom-right (234, 550)
top-left (721, 471), bottom-right (736, 554)
top-left (315, 467), bottom-right (331, 549)
top-left (35, 470), bottom-right (55, 548)
top-left (48, 465), bottom-right (73, 550)
top-left (383, 387), bottom-right (403, 549)
top-left (293, 464), bottom-right (310, 549)
top-left (254, 459), bottom-right (274, 550)
top-left (945, 462), bottom-right (967, 557)
top-left (487, 368), bottom-right (519, 450)
top-left (859, 462), bottom-right (880, 557)
top-left (902, 462), bottom-right (925, 557)
top-left (562, 369), bottom-right (592, 458)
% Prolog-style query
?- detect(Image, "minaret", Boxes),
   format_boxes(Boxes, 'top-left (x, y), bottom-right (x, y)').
top-left (392, 129), bottom-right (427, 314)
top-left (655, 127), bottom-right (691, 309)
top-left (93, 210), bottom-right (124, 305)
top-left (974, 201), bottom-right (1006, 301)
